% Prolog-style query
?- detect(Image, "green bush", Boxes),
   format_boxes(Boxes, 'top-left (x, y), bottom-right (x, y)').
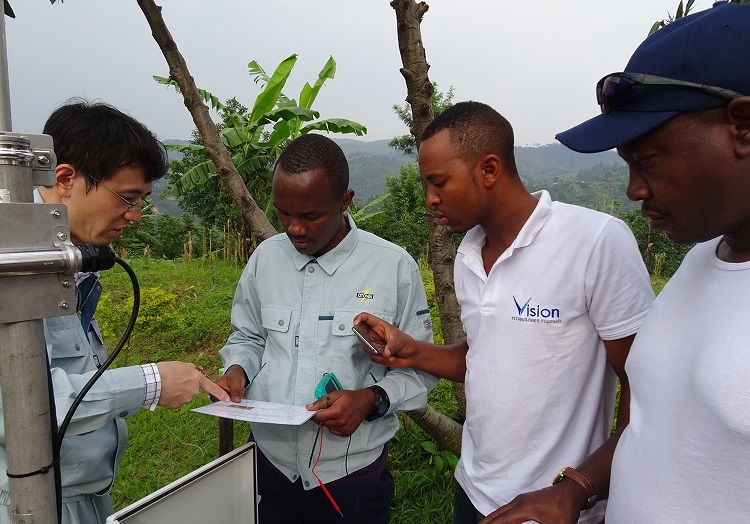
top-left (97, 287), bottom-right (184, 343)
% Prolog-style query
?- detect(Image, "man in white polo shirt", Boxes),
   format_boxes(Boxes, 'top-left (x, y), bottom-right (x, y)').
top-left (355, 101), bottom-right (654, 524)
top-left (485, 3), bottom-right (750, 523)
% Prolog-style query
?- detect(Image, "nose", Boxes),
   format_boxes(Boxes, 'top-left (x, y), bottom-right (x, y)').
top-left (286, 217), bottom-right (306, 236)
top-left (124, 207), bottom-right (143, 221)
top-left (625, 168), bottom-right (649, 202)
top-left (424, 186), bottom-right (440, 207)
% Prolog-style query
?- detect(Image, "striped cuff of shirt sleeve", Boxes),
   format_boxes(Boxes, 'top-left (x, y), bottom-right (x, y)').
top-left (140, 363), bottom-right (162, 411)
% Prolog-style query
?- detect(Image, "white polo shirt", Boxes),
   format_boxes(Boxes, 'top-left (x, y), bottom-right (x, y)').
top-left (454, 191), bottom-right (654, 522)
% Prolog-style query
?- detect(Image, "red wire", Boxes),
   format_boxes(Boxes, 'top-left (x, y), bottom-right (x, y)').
top-left (311, 421), bottom-right (343, 517)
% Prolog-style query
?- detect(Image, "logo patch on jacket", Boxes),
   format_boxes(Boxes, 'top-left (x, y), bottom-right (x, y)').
top-left (357, 289), bottom-right (374, 301)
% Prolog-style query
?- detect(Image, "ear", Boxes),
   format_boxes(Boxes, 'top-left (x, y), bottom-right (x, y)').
top-left (478, 154), bottom-right (502, 188)
top-left (53, 163), bottom-right (80, 197)
top-left (727, 97), bottom-right (750, 159)
top-left (38, 163), bottom-right (80, 202)
top-left (340, 188), bottom-right (354, 211)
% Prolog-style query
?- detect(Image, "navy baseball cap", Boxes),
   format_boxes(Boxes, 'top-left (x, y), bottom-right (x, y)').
top-left (556, 2), bottom-right (750, 153)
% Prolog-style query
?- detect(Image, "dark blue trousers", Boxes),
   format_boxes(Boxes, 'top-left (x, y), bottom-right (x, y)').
top-left (453, 481), bottom-right (485, 524)
top-left (256, 451), bottom-right (394, 524)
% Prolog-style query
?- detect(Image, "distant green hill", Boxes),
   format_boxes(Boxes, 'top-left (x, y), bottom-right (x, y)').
top-left (333, 138), bottom-right (628, 208)
top-left (156, 137), bottom-right (631, 217)
top-left (514, 143), bottom-right (622, 180)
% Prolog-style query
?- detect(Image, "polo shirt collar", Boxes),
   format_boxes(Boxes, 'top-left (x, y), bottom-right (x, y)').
top-left (290, 213), bottom-right (358, 275)
top-left (512, 190), bottom-right (552, 249)
top-left (458, 190), bottom-right (553, 259)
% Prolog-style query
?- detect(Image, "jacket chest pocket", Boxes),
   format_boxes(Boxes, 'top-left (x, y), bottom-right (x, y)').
top-left (329, 308), bottom-right (397, 339)
top-left (261, 307), bottom-right (293, 337)
top-left (44, 315), bottom-right (105, 371)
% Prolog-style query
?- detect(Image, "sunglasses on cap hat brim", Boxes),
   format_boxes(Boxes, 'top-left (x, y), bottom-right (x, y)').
top-left (596, 72), bottom-right (744, 114)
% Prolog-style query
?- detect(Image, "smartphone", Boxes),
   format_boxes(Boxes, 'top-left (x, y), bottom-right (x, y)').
top-left (352, 324), bottom-right (382, 356)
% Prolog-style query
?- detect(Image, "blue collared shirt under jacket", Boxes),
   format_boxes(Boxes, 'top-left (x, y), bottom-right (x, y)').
top-left (0, 190), bottom-right (147, 524)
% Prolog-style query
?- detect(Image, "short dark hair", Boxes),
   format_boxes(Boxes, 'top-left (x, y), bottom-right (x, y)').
top-left (275, 134), bottom-right (349, 198)
top-left (43, 99), bottom-right (168, 190)
top-left (422, 101), bottom-right (517, 173)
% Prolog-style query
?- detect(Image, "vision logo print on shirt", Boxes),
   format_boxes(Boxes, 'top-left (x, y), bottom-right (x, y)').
top-left (512, 296), bottom-right (562, 324)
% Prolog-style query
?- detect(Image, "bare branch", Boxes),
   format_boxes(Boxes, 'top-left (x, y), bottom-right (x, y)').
top-left (137, 0), bottom-right (277, 241)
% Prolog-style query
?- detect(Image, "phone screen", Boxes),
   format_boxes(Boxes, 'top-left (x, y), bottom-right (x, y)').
top-left (352, 325), bottom-right (382, 355)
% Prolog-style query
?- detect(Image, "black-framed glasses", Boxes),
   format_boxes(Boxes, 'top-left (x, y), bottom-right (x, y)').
top-left (596, 72), bottom-right (744, 114)
top-left (83, 172), bottom-right (153, 214)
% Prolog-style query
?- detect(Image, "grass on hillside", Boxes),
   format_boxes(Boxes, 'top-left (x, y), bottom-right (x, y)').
top-left (96, 255), bottom-right (667, 520)
top-left (98, 257), bottom-right (455, 522)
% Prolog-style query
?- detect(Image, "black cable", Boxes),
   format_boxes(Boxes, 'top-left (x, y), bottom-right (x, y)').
top-left (54, 256), bottom-right (140, 454)
top-left (3, 247), bottom-right (125, 523)
top-left (48, 362), bottom-right (62, 524)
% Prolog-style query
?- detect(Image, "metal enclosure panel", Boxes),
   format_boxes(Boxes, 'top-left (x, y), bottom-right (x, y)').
top-left (106, 442), bottom-right (258, 524)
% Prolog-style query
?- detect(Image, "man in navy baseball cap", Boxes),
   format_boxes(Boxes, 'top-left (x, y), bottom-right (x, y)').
top-left (481, 3), bottom-right (750, 523)
top-left (557, 1), bottom-right (750, 153)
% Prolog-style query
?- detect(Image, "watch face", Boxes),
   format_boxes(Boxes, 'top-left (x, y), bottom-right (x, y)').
top-left (367, 386), bottom-right (390, 421)
top-left (552, 468), bottom-right (566, 484)
top-left (375, 394), bottom-right (388, 416)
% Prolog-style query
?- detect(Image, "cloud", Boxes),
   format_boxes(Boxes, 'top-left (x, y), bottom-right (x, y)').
top-left (5, 0), bottom-right (700, 146)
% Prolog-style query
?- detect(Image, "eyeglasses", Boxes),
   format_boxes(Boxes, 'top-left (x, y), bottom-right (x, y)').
top-left (83, 172), bottom-right (153, 214)
top-left (596, 72), bottom-right (744, 114)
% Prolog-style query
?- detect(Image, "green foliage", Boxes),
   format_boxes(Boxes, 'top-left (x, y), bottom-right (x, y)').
top-left (649, 0), bottom-right (698, 35)
top-left (112, 213), bottom-right (197, 260)
top-left (156, 54), bottom-right (366, 234)
top-left (349, 193), bottom-right (387, 224)
top-left (618, 210), bottom-right (692, 278)
top-left (389, 83), bottom-right (455, 157)
top-left (417, 381), bottom-right (463, 477)
top-left (651, 276), bottom-right (669, 295)
top-left (649, 0), bottom-right (750, 36)
top-left (428, 379), bottom-right (461, 421)
top-left (165, 132), bottom-right (242, 231)
top-left (421, 263), bottom-right (444, 346)
top-left (390, 416), bottom-right (454, 524)
top-left (526, 164), bottom-right (639, 215)
top-left (421, 440), bottom-right (459, 475)
top-left (96, 287), bottom-right (184, 343)
top-left (359, 164), bottom-right (431, 261)
top-left (98, 258), bottom-right (241, 370)
top-left (152, 215), bottom-right (195, 258)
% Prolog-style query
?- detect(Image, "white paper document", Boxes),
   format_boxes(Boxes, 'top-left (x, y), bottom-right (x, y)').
top-left (192, 399), bottom-right (315, 425)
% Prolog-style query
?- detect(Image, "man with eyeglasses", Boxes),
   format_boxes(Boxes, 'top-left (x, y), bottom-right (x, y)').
top-left (0, 100), bottom-right (229, 524)
top-left (484, 3), bottom-right (750, 524)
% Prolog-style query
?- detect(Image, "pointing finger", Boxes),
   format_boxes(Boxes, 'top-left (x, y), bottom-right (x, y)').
top-left (200, 374), bottom-right (230, 402)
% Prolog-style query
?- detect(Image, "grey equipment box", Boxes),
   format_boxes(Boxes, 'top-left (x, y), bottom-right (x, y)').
top-left (106, 442), bottom-right (258, 524)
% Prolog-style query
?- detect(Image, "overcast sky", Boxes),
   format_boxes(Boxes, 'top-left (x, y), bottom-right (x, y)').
top-left (4, 0), bottom-right (715, 147)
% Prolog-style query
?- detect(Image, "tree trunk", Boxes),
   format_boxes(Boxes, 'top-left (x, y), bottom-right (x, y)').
top-left (136, 0), bottom-right (277, 242)
top-left (391, 0), bottom-right (464, 455)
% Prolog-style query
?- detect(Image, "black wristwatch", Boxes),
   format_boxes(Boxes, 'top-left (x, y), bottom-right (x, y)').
top-left (365, 385), bottom-right (390, 421)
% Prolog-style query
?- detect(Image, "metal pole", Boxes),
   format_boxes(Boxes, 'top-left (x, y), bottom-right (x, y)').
top-left (0, 6), bottom-right (11, 131)
top-left (0, 322), bottom-right (56, 524)
top-left (0, 7), bottom-right (58, 524)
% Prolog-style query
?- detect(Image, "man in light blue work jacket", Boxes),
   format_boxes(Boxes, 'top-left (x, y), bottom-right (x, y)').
top-left (217, 133), bottom-right (436, 524)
